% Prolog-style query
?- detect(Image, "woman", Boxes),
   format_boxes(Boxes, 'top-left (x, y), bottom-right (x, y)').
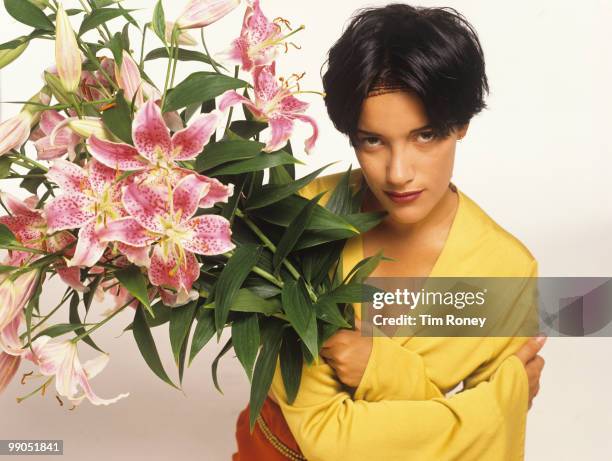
top-left (233, 4), bottom-right (547, 460)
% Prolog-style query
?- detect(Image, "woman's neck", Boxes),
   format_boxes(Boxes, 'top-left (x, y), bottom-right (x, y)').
top-left (362, 185), bottom-right (459, 242)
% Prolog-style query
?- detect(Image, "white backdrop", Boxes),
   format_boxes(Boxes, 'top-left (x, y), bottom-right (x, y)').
top-left (1, 1), bottom-right (611, 459)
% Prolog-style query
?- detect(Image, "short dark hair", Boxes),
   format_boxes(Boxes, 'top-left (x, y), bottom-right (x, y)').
top-left (321, 3), bottom-right (489, 147)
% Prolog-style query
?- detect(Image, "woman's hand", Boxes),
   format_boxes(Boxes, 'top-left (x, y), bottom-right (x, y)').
top-left (514, 334), bottom-right (547, 410)
top-left (320, 318), bottom-right (373, 388)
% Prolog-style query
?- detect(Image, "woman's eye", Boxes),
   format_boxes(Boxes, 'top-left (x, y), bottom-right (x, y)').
top-left (361, 137), bottom-right (381, 147)
top-left (416, 131), bottom-right (436, 143)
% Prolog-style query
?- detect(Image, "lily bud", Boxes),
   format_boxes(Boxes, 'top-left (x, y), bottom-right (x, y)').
top-left (0, 40), bottom-right (28, 70)
top-left (66, 117), bottom-right (114, 141)
top-left (55, 3), bottom-right (82, 93)
top-left (0, 353), bottom-right (20, 394)
top-left (176, 0), bottom-right (241, 29)
top-left (165, 21), bottom-right (197, 46)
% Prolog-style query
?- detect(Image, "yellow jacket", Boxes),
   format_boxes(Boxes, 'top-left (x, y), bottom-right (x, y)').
top-left (269, 168), bottom-right (537, 461)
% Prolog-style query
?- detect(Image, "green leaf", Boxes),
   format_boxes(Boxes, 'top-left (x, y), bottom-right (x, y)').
top-left (195, 139), bottom-right (265, 172)
top-left (0, 223), bottom-right (18, 247)
top-left (273, 192), bottom-right (324, 273)
top-left (79, 8), bottom-right (134, 35)
top-left (279, 328), bottom-right (302, 404)
top-left (107, 31), bottom-right (124, 66)
top-left (163, 72), bottom-right (248, 112)
top-left (0, 265), bottom-right (17, 273)
top-left (29, 323), bottom-right (88, 343)
top-left (151, 0), bottom-right (166, 45)
top-left (201, 288), bottom-right (281, 316)
top-left (249, 318), bottom-right (284, 432)
top-left (169, 300), bottom-right (197, 366)
top-left (314, 297), bottom-right (351, 328)
top-left (245, 162), bottom-right (337, 210)
top-left (101, 90), bottom-right (133, 143)
top-left (132, 305), bottom-right (179, 389)
top-left (281, 279), bottom-right (318, 360)
top-left (268, 165), bottom-right (293, 186)
top-left (19, 168), bottom-right (46, 195)
top-left (145, 47), bottom-right (226, 69)
top-left (228, 120), bottom-right (267, 139)
top-left (188, 307), bottom-right (215, 366)
top-left (346, 250), bottom-right (393, 284)
top-left (325, 166), bottom-right (353, 215)
top-left (69, 291), bottom-right (105, 353)
top-left (0, 40), bottom-right (28, 70)
top-left (123, 300), bottom-right (173, 331)
top-left (207, 151), bottom-right (302, 176)
top-left (115, 265), bottom-right (152, 314)
top-left (232, 313), bottom-right (260, 381)
top-left (4, 0), bottom-right (54, 31)
top-left (211, 337), bottom-right (233, 394)
top-left (213, 244), bottom-right (262, 336)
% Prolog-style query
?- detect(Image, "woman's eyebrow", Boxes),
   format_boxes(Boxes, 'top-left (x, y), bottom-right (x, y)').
top-left (356, 124), bottom-right (432, 136)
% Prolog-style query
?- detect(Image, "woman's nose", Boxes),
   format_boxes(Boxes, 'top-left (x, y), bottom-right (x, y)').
top-left (387, 145), bottom-right (416, 186)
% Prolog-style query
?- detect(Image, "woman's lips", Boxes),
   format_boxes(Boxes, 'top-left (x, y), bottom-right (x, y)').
top-left (385, 189), bottom-right (424, 203)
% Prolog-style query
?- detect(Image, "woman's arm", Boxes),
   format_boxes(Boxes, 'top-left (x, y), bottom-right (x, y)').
top-left (270, 348), bottom-right (528, 461)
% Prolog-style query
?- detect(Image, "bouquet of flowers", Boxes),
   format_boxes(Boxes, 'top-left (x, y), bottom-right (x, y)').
top-left (0, 0), bottom-right (385, 430)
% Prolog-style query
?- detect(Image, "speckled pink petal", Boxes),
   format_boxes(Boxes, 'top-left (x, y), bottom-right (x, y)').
top-left (218, 89), bottom-right (261, 117)
top-left (122, 182), bottom-right (168, 234)
top-left (117, 242), bottom-right (150, 267)
top-left (34, 135), bottom-right (69, 160)
top-left (182, 214), bottom-right (234, 255)
top-left (0, 192), bottom-right (41, 218)
top-left (197, 176), bottom-right (234, 208)
top-left (132, 100), bottom-right (172, 163)
top-left (44, 193), bottom-right (95, 232)
top-left (263, 115), bottom-right (294, 153)
top-left (88, 135), bottom-right (148, 171)
top-left (39, 110), bottom-right (65, 135)
top-left (171, 110), bottom-right (220, 161)
top-left (279, 94), bottom-right (310, 113)
top-left (46, 230), bottom-right (77, 254)
top-left (47, 159), bottom-right (89, 194)
top-left (57, 266), bottom-right (86, 292)
top-left (293, 113), bottom-right (318, 155)
top-left (87, 159), bottom-right (119, 197)
top-left (148, 245), bottom-right (199, 293)
top-left (253, 63), bottom-right (280, 104)
top-left (173, 174), bottom-right (211, 222)
top-left (0, 215), bottom-right (46, 247)
top-left (66, 220), bottom-right (108, 267)
top-left (97, 217), bottom-right (157, 247)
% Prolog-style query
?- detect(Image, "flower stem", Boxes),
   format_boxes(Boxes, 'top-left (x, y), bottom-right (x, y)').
top-left (234, 209), bottom-right (318, 303)
top-left (71, 297), bottom-right (132, 343)
top-left (201, 29), bottom-right (222, 74)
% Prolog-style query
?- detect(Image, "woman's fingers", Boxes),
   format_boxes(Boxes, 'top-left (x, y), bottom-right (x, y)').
top-left (514, 334), bottom-right (547, 365)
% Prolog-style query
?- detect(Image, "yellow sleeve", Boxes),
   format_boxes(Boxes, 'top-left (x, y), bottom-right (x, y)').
top-left (270, 350), bottom-right (528, 461)
top-left (353, 335), bottom-right (444, 401)
top-left (463, 258), bottom-right (539, 389)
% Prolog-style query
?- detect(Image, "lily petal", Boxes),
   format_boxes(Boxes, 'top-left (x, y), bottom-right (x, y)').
top-left (197, 176), bottom-right (234, 208)
top-left (170, 110), bottom-right (220, 160)
top-left (122, 182), bottom-right (168, 234)
top-left (66, 220), bottom-right (108, 267)
top-left (149, 245), bottom-right (199, 293)
top-left (132, 100), bottom-right (172, 164)
top-left (0, 191), bottom-right (41, 218)
top-left (87, 159), bottom-right (120, 197)
top-left (47, 159), bottom-right (88, 195)
top-left (218, 89), bottom-right (260, 116)
top-left (88, 135), bottom-right (147, 171)
top-left (0, 352), bottom-right (20, 393)
top-left (117, 242), bottom-right (150, 267)
top-left (97, 217), bottom-right (157, 247)
top-left (293, 113), bottom-right (319, 155)
top-left (44, 193), bottom-right (95, 232)
top-left (116, 51), bottom-right (144, 108)
top-left (263, 115), bottom-right (294, 153)
top-left (182, 214), bottom-right (234, 255)
top-left (173, 174), bottom-right (211, 222)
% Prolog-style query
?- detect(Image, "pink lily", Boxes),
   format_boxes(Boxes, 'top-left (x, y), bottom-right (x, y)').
top-left (219, 62), bottom-right (318, 153)
top-left (0, 269), bottom-right (39, 335)
top-left (0, 352), bottom-right (20, 393)
top-left (0, 191), bottom-right (84, 290)
top-left (0, 112), bottom-right (32, 157)
top-left (43, 159), bottom-right (131, 268)
top-left (55, 3), bottom-right (82, 93)
top-left (165, 21), bottom-right (197, 46)
top-left (98, 174), bottom-right (235, 303)
top-left (33, 110), bottom-right (81, 160)
top-left (22, 335), bottom-right (129, 406)
top-left (176, 0), bottom-right (241, 30)
top-left (87, 99), bottom-right (233, 207)
top-left (78, 56), bottom-right (115, 103)
top-left (219, 0), bottom-right (291, 72)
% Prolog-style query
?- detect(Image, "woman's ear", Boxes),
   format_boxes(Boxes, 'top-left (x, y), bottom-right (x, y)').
top-left (456, 123), bottom-right (470, 140)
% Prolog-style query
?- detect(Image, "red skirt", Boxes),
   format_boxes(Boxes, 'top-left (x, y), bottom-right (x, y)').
top-left (232, 396), bottom-right (306, 461)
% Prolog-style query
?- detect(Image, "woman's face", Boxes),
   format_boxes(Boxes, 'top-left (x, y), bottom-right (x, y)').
top-left (354, 90), bottom-right (468, 227)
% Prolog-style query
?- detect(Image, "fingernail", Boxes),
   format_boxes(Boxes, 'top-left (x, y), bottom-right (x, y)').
top-left (535, 332), bottom-right (547, 344)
